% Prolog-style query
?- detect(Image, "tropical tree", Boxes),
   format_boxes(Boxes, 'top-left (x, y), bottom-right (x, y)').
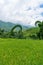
top-left (10, 24), bottom-right (23, 38)
top-left (35, 21), bottom-right (43, 39)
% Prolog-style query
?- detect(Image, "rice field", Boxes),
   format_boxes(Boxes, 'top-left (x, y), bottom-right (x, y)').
top-left (0, 39), bottom-right (43, 65)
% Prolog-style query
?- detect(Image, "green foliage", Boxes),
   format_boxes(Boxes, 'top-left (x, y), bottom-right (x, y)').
top-left (0, 24), bottom-right (24, 39)
top-left (10, 24), bottom-right (24, 39)
top-left (35, 21), bottom-right (43, 39)
top-left (0, 21), bottom-right (43, 39)
top-left (23, 27), bottom-right (39, 39)
top-left (11, 24), bottom-right (22, 32)
top-left (0, 28), bottom-right (5, 38)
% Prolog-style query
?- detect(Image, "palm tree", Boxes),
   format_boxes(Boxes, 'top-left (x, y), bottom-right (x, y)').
top-left (35, 21), bottom-right (43, 39)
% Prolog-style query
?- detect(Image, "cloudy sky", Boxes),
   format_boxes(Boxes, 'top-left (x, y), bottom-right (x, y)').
top-left (0, 0), bottom-right (43, 26)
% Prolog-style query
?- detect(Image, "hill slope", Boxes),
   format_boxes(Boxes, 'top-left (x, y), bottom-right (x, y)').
top-left (23, 27), bottom-right (39, 39)
top-left (0, 20), bottom-right (15, 31)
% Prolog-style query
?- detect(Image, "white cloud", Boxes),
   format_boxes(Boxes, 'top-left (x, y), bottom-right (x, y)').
top-left (0, 0), bottom-right (43, 26)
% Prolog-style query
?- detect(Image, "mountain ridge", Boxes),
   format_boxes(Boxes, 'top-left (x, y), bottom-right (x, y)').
top-left (0, 20), bottom-right (32, 31)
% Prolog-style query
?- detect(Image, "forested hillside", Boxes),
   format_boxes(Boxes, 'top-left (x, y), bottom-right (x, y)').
top-left (0, 20), bottom-right (31, 31)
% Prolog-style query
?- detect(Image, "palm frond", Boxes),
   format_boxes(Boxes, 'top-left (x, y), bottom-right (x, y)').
top-left (35, 21), bottom-right (41, 26)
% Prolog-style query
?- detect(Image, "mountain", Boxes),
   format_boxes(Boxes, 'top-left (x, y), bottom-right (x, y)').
top-left (0, 20), bottom-right (15, 31)
top-left (0, 20), bottom-right (32, 31)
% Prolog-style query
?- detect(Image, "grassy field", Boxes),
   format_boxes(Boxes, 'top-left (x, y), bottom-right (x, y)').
top-left (0, 39), bottom-right (43, 65)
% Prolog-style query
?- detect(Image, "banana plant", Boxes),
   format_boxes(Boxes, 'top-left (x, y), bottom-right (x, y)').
top-left (35, 21), bottom-right (43, 39)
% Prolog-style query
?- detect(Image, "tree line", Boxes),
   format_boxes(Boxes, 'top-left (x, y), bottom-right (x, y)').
top-left (0, 24), bottom-right (24, 39)
top-left (0, 21), bottom-right (43, 39)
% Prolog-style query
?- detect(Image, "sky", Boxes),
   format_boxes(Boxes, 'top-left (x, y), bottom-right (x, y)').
top-left (0, 0), bottom-right (43, 26)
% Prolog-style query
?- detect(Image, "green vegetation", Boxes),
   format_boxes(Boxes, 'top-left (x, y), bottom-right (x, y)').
top-left (0, 20), bottom-right (43, 39)
top-left (0, 20), bottom-right (43, 65)
top-left (23, 27), bottom-right (39, 39)
top-left (10, 24), bottom-right (23, 39)
top-left (0, 39), bottom-right (43, 65)
top-left (35, 21), bottom-right (43, 39)
top-left (0, 20), bottom-right (29, 31)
